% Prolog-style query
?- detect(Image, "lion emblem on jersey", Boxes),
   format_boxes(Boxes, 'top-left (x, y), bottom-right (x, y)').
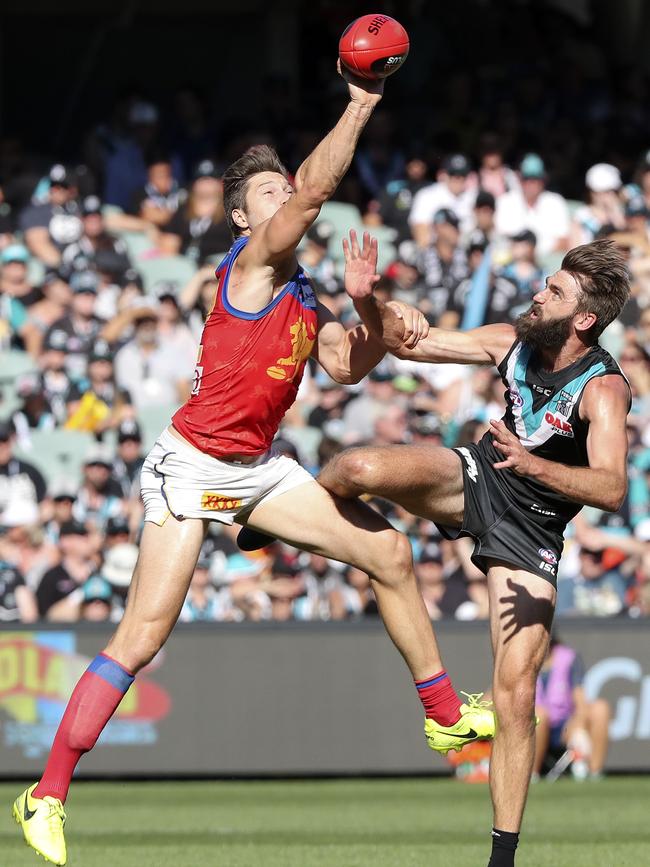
top-left (266, 317), bottom-right (317, 381)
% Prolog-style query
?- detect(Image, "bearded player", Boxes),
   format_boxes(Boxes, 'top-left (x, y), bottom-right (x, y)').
top-left (314, 238), bottom-right (630, 867)
top-left (13, 66), bottom-right (494, 866)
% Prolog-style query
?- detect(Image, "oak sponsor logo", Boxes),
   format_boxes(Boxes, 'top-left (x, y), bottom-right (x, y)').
top-left (201, 491), bottom-right (242, 512)
top-left (545, 411), bottom-right (574, 437)
top-left (0, 633), bottom-right (170, 758)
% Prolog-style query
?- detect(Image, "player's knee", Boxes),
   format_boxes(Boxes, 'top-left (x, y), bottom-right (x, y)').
top-left (493, 675), bottom-right (537, 726)
top-left (334, 449), bottom-right (379, 493)
top-left (372, 530), bottom-right (413, 585)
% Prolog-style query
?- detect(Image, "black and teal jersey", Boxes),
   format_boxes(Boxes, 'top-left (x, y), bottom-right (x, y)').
top-left (477, 340), bottom-right (630, 524)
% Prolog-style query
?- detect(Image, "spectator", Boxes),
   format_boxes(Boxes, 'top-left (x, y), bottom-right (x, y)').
top-left (44, 270), bottom-right (104, 380)
top-left (11, 373), bottom-right (56, 449)
top-left (98, 542), bottom-right (138, 620)
top-left (42, 479), bottom-right (77, 545)
top-left (495, 154), bottom-right (570, 257)
top-left (409, 154), bottom-right (476, 246)
top-left (103, 100), bottom-right (162, 212)
top-left (0, 245), bottom-right (39, 352)
top-left (25, 272), bottom-right (73, 352)
top-left (129, 148), bottom-right (186, 228)
top-left (379, 150), bottom-right (429, 244)
top-left (472, 190), bottom-right (497, 240)
top-left (61, 195), bottom-right (130, 277)
top-left (497, 229), bottom-right (543, 314)
top-left (476, 134), bottom-right (519, 200)
top-left (65, 338), bottom-right (133, 435)
top-left (0, 419), bottom-right (46, 513)
top-left (79, 574), bottom-right (113, 622)
top-left (417, 208), bottom-right (469, 324)
top-left (153, 287), bottom-right (197, 373)
top-left (38, 328), bottom-right (76, 424)
top-left (569, 163), bottom-right (625, 247)
top-left (453, 236), bottom-right (519, 327)
top-left (342, 368), bottom-right (395, 443)
top-left (0, 557), bottom-right (37, 622)
top-left (113, 419), bottom-right (145, 497)
top-left (19, 165), bottom-right (82, 269)
top-left (114, 300), bottom-right (193, 408)
top-left (159, 159), bottom-right (231, 263)
top-left (534, 635), bottom-right (610, 780)
top-left (103, 516), bottom-right (131, 548)
top-left (572, 546), bottom-right (627, 616)
top-left (178, 264), bottom-right (219, 341)
top-left (298, 221), bottom-right (342, 297)
top-left (36, 520), bottom-right (95, 620)
top-left (73, 444), bottom-right (125, 532)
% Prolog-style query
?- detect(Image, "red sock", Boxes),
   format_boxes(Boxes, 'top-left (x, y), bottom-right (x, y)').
top-left (415, 670), bottom-right (462, 726)
top-left (33, 653), bottom-right (134, 803)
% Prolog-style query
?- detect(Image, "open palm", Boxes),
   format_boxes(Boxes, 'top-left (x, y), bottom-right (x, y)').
top-left (343, 229), bottom-right (380, 300)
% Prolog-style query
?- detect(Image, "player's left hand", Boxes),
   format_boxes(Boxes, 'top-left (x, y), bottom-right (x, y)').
top-left (386, 300), bottom-right (429, 348)
top-left (490, 419), bottom-right (534, 476)
top-left (343, 229), bottom-right (380, 300)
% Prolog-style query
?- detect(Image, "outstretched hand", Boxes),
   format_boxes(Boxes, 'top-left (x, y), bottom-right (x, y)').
top-left (337, 59), bottom-right (384, 107)
top-left (343, 229), bottom-right (380, 300)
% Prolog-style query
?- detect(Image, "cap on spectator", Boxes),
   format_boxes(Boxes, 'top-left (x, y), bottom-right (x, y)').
top-left (626, 197), bottom-right (650, 219)
top-left (410, 414), bottom-right (442, 437)
top-left (467, 229), bottom-right (489, 253)
top-left (306, 221), bottom-right (335, 247)
top-left (70, 271), bottom-right (99, 294)
top-left (117, 418), bottom-right (142, 443)
top-left (586, 163), bottom-right (621, 193)
top-left (418, 541), bottom-right (442, 564)
top-left (392, 374), bottom-right (419, 393)
top-left (368, 369), bottom-right (394, 383)
top-left (0, 499), bottom-right (40, 528)
top-left (129, 101), bottom-right (159, 126)
top-left (152, 280), bottom-right (180, 303)
top-left (16, 373), bottom-right (42, 398)
top-left (106, 516), bottom-right (130, 536)
top-left (43, 328), bottom-right (68, 351)
top-left (49, 164), bottom-right (71, 187)
top-left (0, 419), bottom-right (15, 441)
top-left (84, 444), bottom-right (113, 467)
top-left (519, 153), bottom-right (545, 179)
top-left (511, 229), bottom-right (537, 246)
top-left (89, 338), bottom-right (112, 363)
top-left (82, 195), bottom-right (102, 216)
top-left (102, 543), bottom-right (138, 587)
top-left (1, 244), bottom-right (29, 265)
top-left (433, 208), bottom-right (460, 228)
top-left (48, 478), bottom-right (77, 501)
top-left (193, 159), bottom-right (219, 180)
top-left (442, 154), bottom-right (471, 176)
top-left (475, 190), bottom-right (496, 211)
top-left (59, 520), bottom-right (89, 537)
top-left (83, 575), bottom-right (113, 603)
top-left (120, 268), bottom-right (144, 290)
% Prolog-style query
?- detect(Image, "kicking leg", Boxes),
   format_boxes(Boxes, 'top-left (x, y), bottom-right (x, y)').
top-left (486, 562), bottom-right (555, 866)
top-left (245, 480), bottom-right (494, 747)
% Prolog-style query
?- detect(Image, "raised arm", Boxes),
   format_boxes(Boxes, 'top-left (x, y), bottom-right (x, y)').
top-left (352, 289), bottom-right (515, 367)
top-left (240, 65), bottom-right (383, 271)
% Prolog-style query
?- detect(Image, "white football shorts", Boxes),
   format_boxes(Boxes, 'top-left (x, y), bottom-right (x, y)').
top-left (140, 428), bottom-right (314, 526)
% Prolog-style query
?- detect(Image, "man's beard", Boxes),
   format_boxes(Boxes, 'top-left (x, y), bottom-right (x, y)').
top-left (515, 305), bottom-right (575, 353)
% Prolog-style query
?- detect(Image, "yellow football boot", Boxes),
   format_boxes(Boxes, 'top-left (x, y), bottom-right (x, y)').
top-left (425, 692), bottom-right (495, 756)
top-left (12, 784), bottom-right (67, 865)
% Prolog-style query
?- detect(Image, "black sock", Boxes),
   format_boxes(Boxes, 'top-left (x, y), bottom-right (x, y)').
top-left (487, 828), bottom-right (519, 867)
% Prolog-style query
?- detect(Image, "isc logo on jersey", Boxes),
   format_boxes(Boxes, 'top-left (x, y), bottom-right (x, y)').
top-left (545, 411), bottom-right (573, 437)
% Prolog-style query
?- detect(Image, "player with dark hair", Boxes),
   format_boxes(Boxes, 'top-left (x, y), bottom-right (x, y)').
top-left (13, 65), bottom-right (494, 867)
top-left (313, 238), bottom-right (631, 867)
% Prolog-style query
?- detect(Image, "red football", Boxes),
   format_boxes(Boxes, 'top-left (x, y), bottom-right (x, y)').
top-left (339, 14), bottom-right (409, 81)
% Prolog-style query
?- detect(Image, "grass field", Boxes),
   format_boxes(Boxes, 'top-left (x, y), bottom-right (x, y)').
top-left (1, 776), bottom-right (649, 867)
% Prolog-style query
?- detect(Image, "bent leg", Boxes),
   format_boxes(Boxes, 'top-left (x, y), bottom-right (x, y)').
top-left (245, 480), bottom-right (444, 680)
top-left (318, 444), bottom-right (465, 527)
top-left (488, 562), bottom-right (555, 832)
top-left (35, 516), bottom-right (207, 802)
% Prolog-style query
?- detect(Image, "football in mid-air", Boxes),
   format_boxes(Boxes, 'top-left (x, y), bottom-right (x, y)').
top-left (339, 14), bottom-right (409, 80)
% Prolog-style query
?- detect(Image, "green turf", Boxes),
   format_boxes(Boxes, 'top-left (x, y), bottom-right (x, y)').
top-left (1, 777), bottom-right (649, 866)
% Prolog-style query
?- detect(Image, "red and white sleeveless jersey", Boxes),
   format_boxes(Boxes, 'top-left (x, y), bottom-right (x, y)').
top-left (172, 236), bottom-right (319, 457)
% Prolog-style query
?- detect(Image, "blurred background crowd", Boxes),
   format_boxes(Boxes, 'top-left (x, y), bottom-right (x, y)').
top-left (0, 0), bottom-right (649, 625)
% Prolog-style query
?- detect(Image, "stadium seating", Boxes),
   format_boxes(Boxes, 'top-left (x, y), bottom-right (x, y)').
top-left (136, 256), bottom-right (197, 294)
top-left (137, 402), bottom-right (181, 450)
top-left (14, 429), bottom-right (95, 484)
top-left (0, 350), bottom-right (38, 418)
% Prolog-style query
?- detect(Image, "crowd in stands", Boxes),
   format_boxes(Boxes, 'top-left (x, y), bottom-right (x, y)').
top-left (1, 68), bottom-right (650, 624)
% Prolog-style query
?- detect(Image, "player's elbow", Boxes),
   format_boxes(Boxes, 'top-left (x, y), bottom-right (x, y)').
top-left (331, 366), bottom-right (357, 385)
top-left (296, 182), bottom-right (330, 209)
top-left (602, 480), bottom-right (627, 512)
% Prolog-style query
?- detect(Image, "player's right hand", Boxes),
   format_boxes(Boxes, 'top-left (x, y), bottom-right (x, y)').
top-left (337, 59), bottom-right (383, 107)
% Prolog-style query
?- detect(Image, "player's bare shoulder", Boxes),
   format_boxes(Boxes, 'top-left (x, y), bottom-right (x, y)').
top-left (579, 371), bottom-right (631, 423)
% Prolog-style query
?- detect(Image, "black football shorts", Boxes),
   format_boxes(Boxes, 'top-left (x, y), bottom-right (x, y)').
top-left (435, 443), bottom-right (566, 586)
